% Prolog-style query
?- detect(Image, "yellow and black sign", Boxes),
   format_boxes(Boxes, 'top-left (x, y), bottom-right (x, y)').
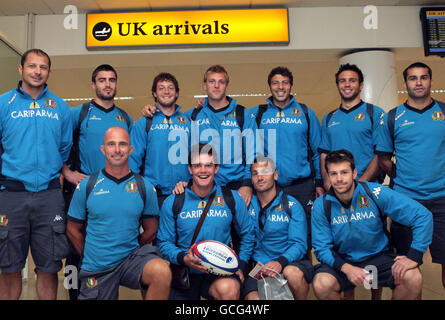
top-left (86, 9), bottom-right (289, 49)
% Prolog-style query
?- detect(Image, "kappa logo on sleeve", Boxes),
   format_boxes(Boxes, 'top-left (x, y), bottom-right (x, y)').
top-left (372, 187), bottom-right (382, 199)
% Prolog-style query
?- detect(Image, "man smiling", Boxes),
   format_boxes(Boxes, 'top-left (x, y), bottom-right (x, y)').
top-left (376, 62), bottom-right (445, 292)
top-left (311, 150), bottom-right (432, 300)
top-left (157, 143), bottom-right (255, 300)
top-left (130, 72), bottom-right (190, 208)
top-left (250, 66), bottom-right (323, 260)
top-left (0, 49), bottom-right (72, 300)
top-left (61, 64), bottom-right (133, 300)
top-left (67, 127), bottom-right (170, 300)
top-left (319, 64), bottom-right (384, 192)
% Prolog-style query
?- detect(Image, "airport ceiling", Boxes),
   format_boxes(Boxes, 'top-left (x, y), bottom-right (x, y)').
top-left (0, 0), bottom-right (444, 15)
top-left (0, 0), bottom-right (444, 119)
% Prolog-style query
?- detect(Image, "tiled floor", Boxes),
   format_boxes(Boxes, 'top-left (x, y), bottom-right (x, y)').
top-left (13, 249), bottom-right (445, 300)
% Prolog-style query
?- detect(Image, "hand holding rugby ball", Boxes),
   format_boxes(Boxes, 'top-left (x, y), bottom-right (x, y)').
top-left (192, 240), bottom-right (239, 276)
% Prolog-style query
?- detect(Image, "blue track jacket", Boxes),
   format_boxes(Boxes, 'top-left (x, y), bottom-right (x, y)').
top-left (157, 184), bottom-right (255, 274)
top-left (311, 181), bottom-right (433, 271)
top-left (0, 82), bottom-right (72, 191)
top-left (130, 105), bottom-right (191, 195)
top-left (248, 191), bottom-right (307, 268)
top-left (249, 96), bottom-right (322, 187)
top-left (187, 97), bottom-right (255, 187)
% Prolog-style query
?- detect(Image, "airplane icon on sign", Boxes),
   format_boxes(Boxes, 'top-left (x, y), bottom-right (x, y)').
top-left (95, 28), bottom-right (111, 37)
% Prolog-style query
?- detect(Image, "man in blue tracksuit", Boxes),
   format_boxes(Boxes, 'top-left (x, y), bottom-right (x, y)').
top-left (250, 66), bottom-right (323, 258)
top-left (67, 127), bottom-right (171, 300)
top-left (157, 143), bottom-right (255, 300)
top-left (0, 49), bottom-right (72, 300)
top-left (376, 62), bottom-right (445, 291)
top-left (61, 64), bottom-right (133, 300)
top-left (319, 64), bottom-right (384, 190)
top-left (175, 65), bottom-right (254, 206)
top-left (130, 72), bottom-right (190, 208)
top-left (243, 155), bottom-right (313, 300)
top-left (311, 150), bottom-right (432, 300)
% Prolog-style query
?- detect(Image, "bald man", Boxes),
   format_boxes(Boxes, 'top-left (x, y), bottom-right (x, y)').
top-left (67, 127), bottom-right (171, 300)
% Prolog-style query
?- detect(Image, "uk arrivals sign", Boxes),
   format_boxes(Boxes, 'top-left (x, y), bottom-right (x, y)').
top-left (86, 9), bottom-right (289, 49)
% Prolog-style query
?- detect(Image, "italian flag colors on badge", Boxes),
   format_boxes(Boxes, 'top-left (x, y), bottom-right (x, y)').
top-left (0, 215), bottom-right (8, 226)
top-left (126, 181), bottom-right (138, 193)
top-left (358, 195), bottom-right (369, 208)
top-left (45, 98), bottom-right (56, 109)
top-left (86, 277), bottom-right (98, 288)
top-left (433, 111), bottom-right (444, 121)
top-left (214, 195), bottom-right (224, 206)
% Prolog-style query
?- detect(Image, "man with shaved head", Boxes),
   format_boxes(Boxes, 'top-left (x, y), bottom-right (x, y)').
top-left (62, 64), bottom-right (133, 300)
top-left (67, 127), bottom-right (171, 300)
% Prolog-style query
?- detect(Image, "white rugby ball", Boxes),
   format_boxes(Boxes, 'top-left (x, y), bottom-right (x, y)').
top-left (192, 240), bottom-right (239, 276)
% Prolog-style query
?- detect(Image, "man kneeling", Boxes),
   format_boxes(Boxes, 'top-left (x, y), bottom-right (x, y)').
top-left (243, 155), bottom-right (313, 300)
top-left (311, 149), bottom-right (432, 300)
top-left (67, 127), bottom-right (171, 300)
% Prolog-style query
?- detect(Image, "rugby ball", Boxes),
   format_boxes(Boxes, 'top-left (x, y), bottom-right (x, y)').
top-left (192, 240), bottom-right (239, 276)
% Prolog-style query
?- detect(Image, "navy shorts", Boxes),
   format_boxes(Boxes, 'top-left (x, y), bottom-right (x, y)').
top-left (0, 189), bottom-right (70, 274)
top-left (78, 244), bottom-right (163, 300)
top-left (314, 252), bottom-right (399, 292)
top-left (281, 178), bottom-right (315, 250)
top-left (242, 259), bottom-right (314, 298)
top-left (169, 272), bottom-right (242, 300)
top-left (391, 196), bottom-right (445, 264)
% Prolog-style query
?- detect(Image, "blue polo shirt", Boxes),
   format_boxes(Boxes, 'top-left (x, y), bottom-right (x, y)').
top-left (319, 101), bottom-right (384, 178)
top-left (68, 170), bottom-right (159, 272)
top-left (71, 101), bottom-right (133, 175)
top-left (375, 100), bottom-right (445, 200)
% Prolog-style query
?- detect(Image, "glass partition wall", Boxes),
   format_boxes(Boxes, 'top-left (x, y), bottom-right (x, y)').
top-left (0, 37), bottom-right (21, 93)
